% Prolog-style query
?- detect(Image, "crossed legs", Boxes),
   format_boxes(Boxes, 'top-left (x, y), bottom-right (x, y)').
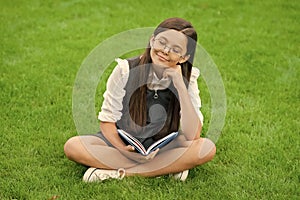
top-left (64, 135), bottom-right (216, 177)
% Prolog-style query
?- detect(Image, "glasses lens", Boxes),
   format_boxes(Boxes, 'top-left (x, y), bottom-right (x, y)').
top-left (153, 39), bottom-right (182, 60)
top-left (153, 39), bottom-right (164, 50)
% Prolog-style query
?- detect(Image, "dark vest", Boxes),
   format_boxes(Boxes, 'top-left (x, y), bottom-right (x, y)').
top-left (116, 57), bottom-right (177, 149)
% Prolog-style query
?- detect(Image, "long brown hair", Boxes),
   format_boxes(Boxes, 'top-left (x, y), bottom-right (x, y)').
top-left (128, 18), bottom-right (198, 139)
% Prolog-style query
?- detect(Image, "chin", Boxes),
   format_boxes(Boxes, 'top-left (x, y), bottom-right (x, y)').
top-left (153, 60), bottom-right (170, 68)
top-left (152, 56), bottom-right (169, 66)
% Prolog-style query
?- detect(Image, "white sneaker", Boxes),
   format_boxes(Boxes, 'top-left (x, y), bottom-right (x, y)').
top-left (171, 170), bottom-right (189, 181)
top-left (83, 168), bottom-right (125, 182)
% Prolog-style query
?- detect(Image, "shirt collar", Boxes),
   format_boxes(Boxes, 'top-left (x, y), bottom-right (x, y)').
top-left (147, 67), bottom-right (171, 90)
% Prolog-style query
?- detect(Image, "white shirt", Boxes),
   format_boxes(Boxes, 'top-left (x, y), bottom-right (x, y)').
top-left (98, 58), bottom-right (203, 124)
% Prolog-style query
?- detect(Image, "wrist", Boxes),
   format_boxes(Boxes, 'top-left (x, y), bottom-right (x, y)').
top-left (174, 78), bottom-right (187, 91)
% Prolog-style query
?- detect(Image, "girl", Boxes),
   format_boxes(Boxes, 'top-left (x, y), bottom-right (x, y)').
top-left (64, 17), bottom-right (216, 182)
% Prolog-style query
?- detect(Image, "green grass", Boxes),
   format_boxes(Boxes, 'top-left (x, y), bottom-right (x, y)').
top-left (1, 0), bottom-right (299, 199)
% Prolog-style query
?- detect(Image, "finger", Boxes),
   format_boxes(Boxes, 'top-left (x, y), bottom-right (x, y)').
top-left (149, 148), bottom-right (160, 159)
top-left (148, 153), bottom-right (155, 160)
top-left (145, 152), bottom-right (155, 160)
top-left (163, 70), bottom-right (176, 79)
top-left (153, 148), bottom-right (159, 156)
top-left (164, 69), bottom-right (180, 77)
top-left (126, 145), bottom-right (135, 151)
top-left (163, 70), bottom-right (169, 79)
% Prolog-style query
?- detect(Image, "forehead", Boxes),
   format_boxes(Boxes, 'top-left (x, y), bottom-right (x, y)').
top-left (155, 29), bottom-right (188, 47)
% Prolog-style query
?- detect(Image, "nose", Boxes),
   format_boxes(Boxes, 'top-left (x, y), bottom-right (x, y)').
top-left (163, 46), bottom-right (171, 54)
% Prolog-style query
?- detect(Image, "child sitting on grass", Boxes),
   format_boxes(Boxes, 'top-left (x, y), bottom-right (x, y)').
top-left (64, 17), bottom-right (216, 182)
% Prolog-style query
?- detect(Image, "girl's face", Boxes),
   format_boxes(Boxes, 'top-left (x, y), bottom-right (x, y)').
top-left (150, 29), bottom-right (190, 68)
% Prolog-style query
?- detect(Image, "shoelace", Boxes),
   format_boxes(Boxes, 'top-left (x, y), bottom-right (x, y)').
top-left (94, 168), bottom-right (125, 180)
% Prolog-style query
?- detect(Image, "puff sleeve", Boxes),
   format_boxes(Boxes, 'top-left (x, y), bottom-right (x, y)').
top-left (187, 67), bottom-right (204, 124)
top-left (98, 58), bottom-right (130, 122)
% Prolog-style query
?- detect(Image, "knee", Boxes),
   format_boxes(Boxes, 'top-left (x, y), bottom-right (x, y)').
top-left (64, 136), bottom-right (80, 160)
top-left (196, 138), bottom-right (216, 163)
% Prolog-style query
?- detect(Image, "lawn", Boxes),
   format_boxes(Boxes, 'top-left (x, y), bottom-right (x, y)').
top-left (0, 0), bottom-right (299, 199)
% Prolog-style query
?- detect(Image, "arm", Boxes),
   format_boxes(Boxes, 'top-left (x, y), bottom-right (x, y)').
top-left (163, 66), bottom-right (202, 141)
top-left (176, 82), bottom-right (202, 140)
top-left (100, 121), bottom-right (131, 150)
top-left (98, 59), bottom-right (134, 151)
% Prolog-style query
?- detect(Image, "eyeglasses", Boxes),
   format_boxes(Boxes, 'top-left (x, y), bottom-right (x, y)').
top-left (152, 38), bottom-right (185, 60)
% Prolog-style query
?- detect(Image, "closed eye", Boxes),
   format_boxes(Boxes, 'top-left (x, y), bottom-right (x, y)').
top-left (158, 39), bottom-right (167, 46)
top-left (171, 48), bottom-right (181, 54)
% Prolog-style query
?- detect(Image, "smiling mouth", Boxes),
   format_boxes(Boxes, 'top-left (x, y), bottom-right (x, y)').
top-left (156, 53), bottom-right (169, 62)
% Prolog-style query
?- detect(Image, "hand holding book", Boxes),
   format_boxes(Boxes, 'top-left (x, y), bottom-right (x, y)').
top-left (117, 129), bottom-right (178, 156)
top-left (118, 147), bottom-right (160, 163)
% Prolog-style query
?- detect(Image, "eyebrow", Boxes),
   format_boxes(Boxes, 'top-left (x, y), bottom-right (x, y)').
top-left (158, 36), bottom-right (183, 50)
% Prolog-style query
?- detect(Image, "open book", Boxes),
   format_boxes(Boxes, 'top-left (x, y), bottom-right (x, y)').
top-left (117, 129), bottom-right (178, 156)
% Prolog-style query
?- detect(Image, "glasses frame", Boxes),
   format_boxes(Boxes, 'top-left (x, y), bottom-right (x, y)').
top-left (152, 38), bottom-right (187, 60)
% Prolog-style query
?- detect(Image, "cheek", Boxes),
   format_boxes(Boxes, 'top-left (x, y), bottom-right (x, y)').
top-left (150, 49), bottom-right (160, 63)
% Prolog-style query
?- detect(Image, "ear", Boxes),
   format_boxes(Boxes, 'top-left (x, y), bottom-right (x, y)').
top-left (178, 54), bottom-right (190, 64)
